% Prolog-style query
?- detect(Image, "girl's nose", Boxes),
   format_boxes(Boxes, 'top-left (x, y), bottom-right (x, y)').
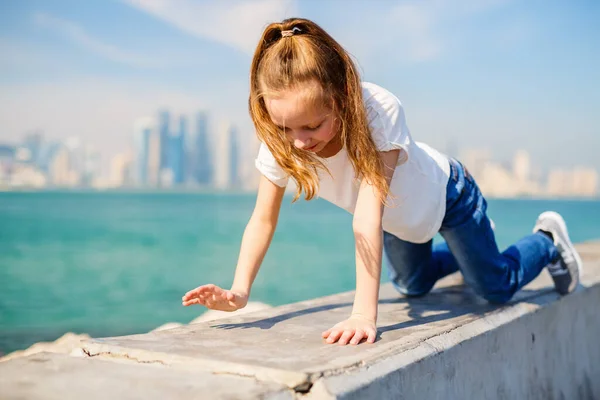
top-left (294, 139), bottom-right (313, 149)
top-left (293, 132), bottom-right (313, 149)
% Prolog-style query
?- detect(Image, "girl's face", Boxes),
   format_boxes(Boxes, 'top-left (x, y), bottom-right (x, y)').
top-left (264, 81), bottom-right (339, 156)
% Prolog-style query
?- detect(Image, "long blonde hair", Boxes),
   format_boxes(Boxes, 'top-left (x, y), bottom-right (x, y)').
top-left (249, 18), bottom-right (388, 202)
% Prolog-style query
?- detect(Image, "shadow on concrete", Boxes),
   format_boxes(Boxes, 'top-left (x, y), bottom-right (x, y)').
top-left (211, 283), bottom-right (556, 336)
top-left (377, 285), bottom-right (554, 334)
top-left (211, 302), bottom-right (354, 330)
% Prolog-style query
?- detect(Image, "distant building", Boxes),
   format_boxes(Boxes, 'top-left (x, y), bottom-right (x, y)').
top-left (64, 137), bottom-right (83, 186)
top-left (37, 142), bottom-right (61, 173)
top-left (49, 146), bottom-right (78, 187)
top-left (0, 145), bottom-right (15, 164)
top-left (158, 109), bottom-right (170, 171)
top-left (229, 125), bottom-right (240, 188)
top-left (133, 118), bottom-right (153, 186)
top-left (81, 145), bottom-right (101, 187)
top-left (147, 125), bottom-right (161, 188)
top-left (547, 168), bottom-right (598, 197)
top-left (214, 122), bottom-right (240, 190)
top-left (0, 145), bottom-right (16, 186)
top-left (169, 115), bottom-right (186, 185)
top-left (572, 168), bottom-right (598, 196)
top-left (513, 150), bottom-right (530, 184)
top-left (194, 112), bottom-right (213, 185)
top-left (110, 153), bottom-right (133, 188)
top-left (21, 131), bottom-right (43, 166)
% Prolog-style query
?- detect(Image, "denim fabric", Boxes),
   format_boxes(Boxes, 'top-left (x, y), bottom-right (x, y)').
top-left (383, 158), bottom-right (559, 303)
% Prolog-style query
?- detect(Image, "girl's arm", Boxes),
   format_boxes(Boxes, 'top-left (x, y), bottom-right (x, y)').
top-left (323, 149), bottom-right (400, 345)
top-left (230, 175), bottom-right (287, 296)
top-left (182, 175), bottom-right (286, 311)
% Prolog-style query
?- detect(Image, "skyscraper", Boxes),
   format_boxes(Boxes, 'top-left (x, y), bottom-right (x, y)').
top-left (64, 137), bottom-right (83, 186)
top-left (169, 115), bottom-right (186, 185)
top-left (214, 122), bottom-right (241, 190)
top-left (228, 125), bottom-right (240, 188)
top-left (22, 131), bottom-right (43, 166)
top-left (133, 118), bottom-right (153, 186)
top-left (147, 126), bottom-right (161, 187)
top-left (49, 145), bottom-right (76, 187)
top-left (158, 109), bottom-right (170, 170)
top-left (194, 112), bottom-right (213, 186)
top-left (513, 149), bottom-right (531, 184)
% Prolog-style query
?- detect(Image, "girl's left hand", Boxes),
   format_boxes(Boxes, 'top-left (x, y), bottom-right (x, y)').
top-left (321, 315), bottom-right (377, 345)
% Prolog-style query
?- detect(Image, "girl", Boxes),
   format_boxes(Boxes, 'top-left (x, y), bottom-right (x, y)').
top-left (182, 18), bottom-right (582, 346)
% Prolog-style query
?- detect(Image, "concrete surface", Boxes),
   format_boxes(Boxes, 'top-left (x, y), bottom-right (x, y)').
top-left (0, 352), bottom-right (292, 400)
top-left (2, 240), bottom-right (599, 399)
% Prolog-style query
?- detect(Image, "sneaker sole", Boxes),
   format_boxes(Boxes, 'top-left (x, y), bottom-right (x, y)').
top-left (536, 211), bottom-right (582, 292)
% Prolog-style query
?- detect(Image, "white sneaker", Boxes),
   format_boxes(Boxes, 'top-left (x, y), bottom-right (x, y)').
top-left (533, 211), bottom-right (582, 295)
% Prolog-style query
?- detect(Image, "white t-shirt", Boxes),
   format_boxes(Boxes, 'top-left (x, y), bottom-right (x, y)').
top-left (255, 82), bottom-right (450, 243)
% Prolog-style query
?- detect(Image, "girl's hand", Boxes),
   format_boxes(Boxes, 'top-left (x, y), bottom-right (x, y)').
top-left (321, 314), bottom-right (377, 345)
top-left (182, 284), bottom-right (248, 312)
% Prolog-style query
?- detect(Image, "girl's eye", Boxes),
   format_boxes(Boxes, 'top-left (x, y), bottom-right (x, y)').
top-left (306, 123), bottom-right (322, 131)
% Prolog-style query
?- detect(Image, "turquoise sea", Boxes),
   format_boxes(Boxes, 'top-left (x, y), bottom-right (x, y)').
top-left (1, 191), bottom-right (599, 355)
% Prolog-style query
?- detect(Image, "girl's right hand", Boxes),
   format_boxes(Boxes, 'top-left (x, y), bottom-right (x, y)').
top-left (181, 284), bottom-right (248, 312)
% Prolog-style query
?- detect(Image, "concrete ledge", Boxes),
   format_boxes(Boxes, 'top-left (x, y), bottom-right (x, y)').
top-left (2, 241), bottom-right (600, 399)
top-left (0, 352), bottom-right (293, 400)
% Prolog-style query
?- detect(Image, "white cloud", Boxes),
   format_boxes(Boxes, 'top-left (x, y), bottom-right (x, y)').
top-left (33, 12), bottom-right (166, 68)
top-left (122, 0), bottom-right (297, 54)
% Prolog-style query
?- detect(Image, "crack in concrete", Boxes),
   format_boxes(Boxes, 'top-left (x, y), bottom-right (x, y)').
top-left (83, 346), bottom-right (309, 393)
top-left (82, 348), bottom-right (167, 366)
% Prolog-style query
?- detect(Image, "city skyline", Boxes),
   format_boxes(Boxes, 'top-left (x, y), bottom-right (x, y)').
top-left (0, 107), bottom-right (597, 199)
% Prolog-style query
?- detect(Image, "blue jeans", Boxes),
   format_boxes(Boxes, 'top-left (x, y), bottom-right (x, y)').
top-left (383, 158), bottom-right (559, 304)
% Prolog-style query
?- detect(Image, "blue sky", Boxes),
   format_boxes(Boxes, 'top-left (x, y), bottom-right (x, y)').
top-left (0, 0), bottom-right (599, 173)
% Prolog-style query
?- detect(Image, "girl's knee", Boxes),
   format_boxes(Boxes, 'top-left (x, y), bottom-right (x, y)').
top-left (392, 280), bottom-right (434, 298)
top-left (479, 289), bottom-right (513, 305)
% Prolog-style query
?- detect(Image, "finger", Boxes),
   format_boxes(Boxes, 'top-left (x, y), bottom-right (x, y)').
top-left (367, 329), bottom-right (377, 344)
top-left (182, 298), bottom-right (201, 306)
top-left (338, 330), bottom-right (355, 345)
top-left (193, 297), bottom-right (206, 306)
top-left (183, 288), bottom-right (201, 300)
top-left (184, 285), bottom-right (214, 299)
top-left (326, 330), bottom-right (343, 344)
top-left (197, 284), bottom-right (218, 295)
top-left (322, 329), bottom-right (332, 338)
top-left (226, 291), bottom-right (235, 301)
top-left (185, 285), bottom-right (210, 296)
top-left (350, 330), bottom-right (365, 345)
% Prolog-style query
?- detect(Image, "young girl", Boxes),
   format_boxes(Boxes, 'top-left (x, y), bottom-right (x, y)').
top-left (182, 18), bottom-right (582, 346)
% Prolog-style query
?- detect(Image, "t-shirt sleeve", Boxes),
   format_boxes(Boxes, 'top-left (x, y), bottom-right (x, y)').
top-left (364, 84), bottom-right (412, 162)
top-left (254, 142), bottom-right (289, 187)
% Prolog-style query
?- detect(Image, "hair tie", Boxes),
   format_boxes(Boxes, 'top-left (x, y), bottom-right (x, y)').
top-left (281, 26), bottom-right (302, 37)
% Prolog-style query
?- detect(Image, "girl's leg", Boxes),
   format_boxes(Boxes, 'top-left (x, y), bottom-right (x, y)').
top-left (441, 158), bottom-right (559, 303)
top-left (383, 232), bottom-right (460, 296)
